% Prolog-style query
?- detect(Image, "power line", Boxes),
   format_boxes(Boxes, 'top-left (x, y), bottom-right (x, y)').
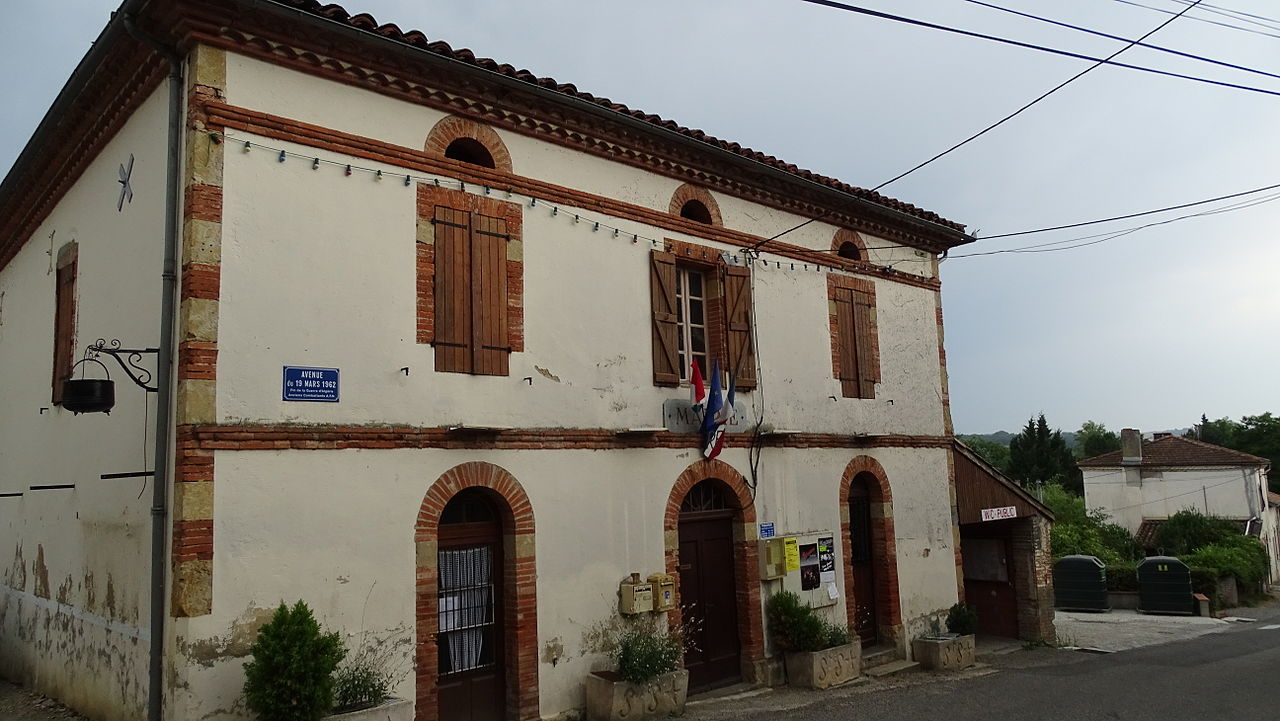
top-left (1167, 0), bottom-right (1280, 31)
top-left (1111, 0), bottom-right (1280, 39)
top-left (869, 0), bottom-right (1204, 192)
top-left (965, 0), bottom-right (1280, 83)
top-left (976, 179), bottom-right (1280, 239)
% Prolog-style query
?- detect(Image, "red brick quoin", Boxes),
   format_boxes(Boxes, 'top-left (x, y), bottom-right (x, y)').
top-left (663, 459), bottom-right (765, 680)
top-left (838, 456), bottom-right (903, 644)
top-left (415, 462), bottom-right (538, 721)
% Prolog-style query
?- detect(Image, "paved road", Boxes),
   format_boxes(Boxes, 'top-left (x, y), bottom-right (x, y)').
top-left (690, 604), bottom-right (1280, 721)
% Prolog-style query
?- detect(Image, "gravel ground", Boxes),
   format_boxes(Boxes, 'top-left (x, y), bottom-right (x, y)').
top-left (0, 680), bottom-right (88, 721)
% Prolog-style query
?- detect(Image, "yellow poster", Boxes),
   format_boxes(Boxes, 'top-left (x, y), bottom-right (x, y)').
top-left (783, 537), bottom-right (801, 572)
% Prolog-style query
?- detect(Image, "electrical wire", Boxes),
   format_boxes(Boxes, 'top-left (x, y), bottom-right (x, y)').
top-left (1161, 0), bottom-right (1280, 32)
top-left (965, 0), bottom-right (1280, 83)
top-left (1110, 0), bottom-right (1280, 39)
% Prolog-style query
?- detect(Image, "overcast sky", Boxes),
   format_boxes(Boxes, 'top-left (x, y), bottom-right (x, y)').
top-left (2, 0), bottom-right (1277, 435)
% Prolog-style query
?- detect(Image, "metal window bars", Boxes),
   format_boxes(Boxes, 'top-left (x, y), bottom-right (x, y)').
top-left (438, 546), bottom-right (495, 674)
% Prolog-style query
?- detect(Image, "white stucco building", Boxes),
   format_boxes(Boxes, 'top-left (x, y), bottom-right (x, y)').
top-left (1080, 430), bottom-right (1277, 581)
top-left (0, 2), bottom-right (979, 720)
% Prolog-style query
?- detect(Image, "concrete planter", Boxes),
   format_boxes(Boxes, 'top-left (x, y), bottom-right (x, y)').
top-left (324, 698), bottom-right (413, 721)
top-left (911, 634), bottom-right (975, 671)
top-left (584, 669), bottom-right (689, 721)
top-left (783, 640), bottom-right (861, 689)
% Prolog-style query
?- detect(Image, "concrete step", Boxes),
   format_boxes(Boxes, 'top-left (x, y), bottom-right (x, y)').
top-left (864, 660), bottom-right (921, 678)
top-left (860, 645), bottom-right (898, 670)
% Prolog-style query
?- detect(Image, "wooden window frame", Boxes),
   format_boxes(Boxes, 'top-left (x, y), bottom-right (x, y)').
top-left (52, 242), bottom-right (78, 405)
top-left (650, 240), bottom-right (756, 390)
top-left (416, 186), bottom-right (524, 376)
top-left (828, 274), bottom-right (880, 399)
top-left (675, 267), bottom-right (709, 384)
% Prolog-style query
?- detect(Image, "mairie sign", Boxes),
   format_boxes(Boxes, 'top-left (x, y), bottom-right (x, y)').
top-left (661, 399), bottom-right (753, 434)
top-left (283, 366), bottom-right (340, 402)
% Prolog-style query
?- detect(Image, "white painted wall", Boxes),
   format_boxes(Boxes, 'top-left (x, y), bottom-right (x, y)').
top-left (0, 86), bottom-right (170, 721)
top-left (1084, 466), bottom-right (1262, 535)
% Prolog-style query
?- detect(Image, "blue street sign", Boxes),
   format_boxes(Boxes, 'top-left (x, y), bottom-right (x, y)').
top-left (283, 366), bottom-right (339, 402)
top-left (760, 522), bottom-right (776, 539)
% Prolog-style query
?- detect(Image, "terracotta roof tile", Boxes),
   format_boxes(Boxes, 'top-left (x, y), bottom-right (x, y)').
top-left (1269, 492), bottom-right (1280, 507)
top-left (272, 0), bottom-right (965, 232)
top-left (1078, 435), bottom-right (1270, 468)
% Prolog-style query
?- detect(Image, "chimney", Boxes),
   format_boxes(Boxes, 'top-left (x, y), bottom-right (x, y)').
top-left (1153, 432), bottom-right (1171, 440)
top-left (1121, 428), bottom-right (1142, 465)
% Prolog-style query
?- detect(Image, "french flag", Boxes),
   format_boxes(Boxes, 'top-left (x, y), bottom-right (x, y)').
top-left (690, 359), bottom-right (706, 409)
top-left (701, 363), bottom-right (736, 459)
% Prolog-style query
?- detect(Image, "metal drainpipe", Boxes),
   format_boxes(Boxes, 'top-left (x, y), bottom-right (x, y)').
top-left (121, 15), bottom-right (182, 721)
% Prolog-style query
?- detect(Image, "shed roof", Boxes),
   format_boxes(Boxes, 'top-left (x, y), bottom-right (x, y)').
top-left (953, 440), bottom-right (1054, 524)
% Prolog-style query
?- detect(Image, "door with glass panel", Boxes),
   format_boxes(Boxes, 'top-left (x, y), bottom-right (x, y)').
top-left (438, 490), bottom-right (504, 721)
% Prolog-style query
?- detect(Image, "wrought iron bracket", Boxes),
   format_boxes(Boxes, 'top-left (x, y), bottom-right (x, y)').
top-left (85, 339), bottom-right (159, 392)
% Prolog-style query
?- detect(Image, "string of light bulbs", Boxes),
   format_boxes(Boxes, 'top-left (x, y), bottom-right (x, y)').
top-left (218, 131), bottom-right (930, 279)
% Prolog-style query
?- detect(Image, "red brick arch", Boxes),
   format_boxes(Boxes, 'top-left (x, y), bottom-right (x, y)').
top-left (415, 462), bottom-right (537, 721)
top-left (668, 183), bottom-right (723, 227)
top-left (831, 228), bottom-right (868, 263)
top-left (425, 115), bottom-right (514, 174)
top-left (663, 459), bottom-right (765, 681)
top-left (839, 455), bottom-right (903, 645)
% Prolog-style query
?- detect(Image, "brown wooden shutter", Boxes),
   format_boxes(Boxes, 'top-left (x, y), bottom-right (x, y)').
top-left (853, 288), bottom-right (877, 398)
top-left (470, 214), bottom-right (510, 377)
top-left (52, 255), bottom-right (77, 404)
top-left (650, 250), bottom-right (679, 386)
top-left (834, 289), bottom-right (860, 399)
top-left (722, 264), bottom-right (757, 390)
top-left (433, 206), bottom-right (472, 373)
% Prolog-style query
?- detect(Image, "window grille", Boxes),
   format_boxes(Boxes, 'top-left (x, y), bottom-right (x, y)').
top-left (438, 546), bottom-right (496, 674)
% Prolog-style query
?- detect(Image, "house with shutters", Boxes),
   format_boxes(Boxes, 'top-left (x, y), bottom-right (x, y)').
top-left (0, 2), bottom-right (980, 720)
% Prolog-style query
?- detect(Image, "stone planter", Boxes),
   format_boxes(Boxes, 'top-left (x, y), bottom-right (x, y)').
top-left (911, 634), bottom-right (975, 671)
top-left (324, 698), bottom-right (413, 721)
top-left (784, 639), bottom-right (861, 689)
top-left (584, 669), bottom-right (689, 721)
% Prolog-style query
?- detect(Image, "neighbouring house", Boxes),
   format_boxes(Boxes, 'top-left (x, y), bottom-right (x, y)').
top-left (952, 441), bottom-right (1055, 642)
top-left (1079, 429), bottom-right (1277, 582)
top-left (0, 2), bottom-right (977, 720)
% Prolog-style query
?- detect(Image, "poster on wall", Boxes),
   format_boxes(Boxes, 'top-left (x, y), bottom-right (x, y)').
top-left (799, 542), bottom-right (820, 590)
top-left (818, 536), bottom-right (835, 584)
top-left (784, 538), bottom-right (801, 572)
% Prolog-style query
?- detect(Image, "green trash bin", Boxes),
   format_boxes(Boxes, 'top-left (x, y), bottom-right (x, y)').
top-left (1053, 555), bottom-right (1109, 612)
top-left (1137, 556), bottom-right (1193, 615)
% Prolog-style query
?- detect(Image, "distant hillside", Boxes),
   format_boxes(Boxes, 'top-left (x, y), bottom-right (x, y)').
top-left (961, 428), bottom-right (1193, 448)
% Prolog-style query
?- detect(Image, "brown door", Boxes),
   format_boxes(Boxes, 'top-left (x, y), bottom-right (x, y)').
top-left (961, 534), bottom-right (1019, 638)
top-left (678, 481), bottom-right (741, 693)
top-left (438, 491), bottom-right (505, 721)
top-left (848, 483), bottom-right (878, 644)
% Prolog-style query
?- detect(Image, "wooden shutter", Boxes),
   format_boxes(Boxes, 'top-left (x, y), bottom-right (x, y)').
top-left (650, 250), bottom-right (679, 386)
top-left (52, 255), bottom-right (77, 404)
top-left (470, 214), bottom-right (510, 377)
top-left (834, 289), bottom-right (860, 399)
top-left (722, 264), bottom-right (757, 390)
top-left (853, 288), bottom-right (878, 398)
top-left (434, 206), bottom-right (472, 373)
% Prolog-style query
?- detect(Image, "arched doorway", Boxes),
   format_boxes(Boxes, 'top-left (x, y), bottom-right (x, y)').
top-left (678, 479), bottom-right (741, 692)
top-left (416, 462), bottom-right (538, 721)
top-left (437, 489), bottom-right (504, 721)
top-left (839, 457), bottom-right (902, 648)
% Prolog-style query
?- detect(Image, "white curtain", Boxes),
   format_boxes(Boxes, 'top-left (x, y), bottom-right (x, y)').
top-left (439, 547), bottom-right (493, 672)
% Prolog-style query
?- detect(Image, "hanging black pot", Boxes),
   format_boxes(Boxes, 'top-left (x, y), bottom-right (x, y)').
top-left (63, 358), bottom-right (116, 414)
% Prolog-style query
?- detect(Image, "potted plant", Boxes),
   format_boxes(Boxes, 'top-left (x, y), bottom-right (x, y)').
top-left (911, 602), bottom-right (977, 671)
top-left (765, 591), bottom-right (860, 689)
top-left (327, 630), bottom-right (413, 721)
top-left (243, 601), bottom-right (346, 721)
top-left (584, 617), bottom-right (689, 721)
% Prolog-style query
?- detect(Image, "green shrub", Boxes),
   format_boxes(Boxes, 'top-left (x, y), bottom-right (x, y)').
top-left (1183, 535), bottom-right (1269, 586)
top-left (332, 630), bottom-right (408, 714)
top-left (765, 591), bottom-right (851, 652)
top-left (613, 618), bottom-right (683, 684)
top-left (946, 602), bottom-right (978, 636)
top-left (1043, 483), bottom-right (1141, 564)
top-left (1105, 563), bottom-right (1137, 592)
top-left (243, 601), bottom-right (345, 721)
top-left (1153, 510), bottom-right (1241, 556)
top-left (1189, 566), bottom-right (1220, 611)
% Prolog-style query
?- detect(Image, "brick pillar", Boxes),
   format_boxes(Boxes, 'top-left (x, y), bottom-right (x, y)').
top-left (1010, 517), bottom-right (1055, 641)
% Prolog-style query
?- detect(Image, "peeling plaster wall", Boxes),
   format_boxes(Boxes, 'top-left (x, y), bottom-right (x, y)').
top-left (173, 445), bottom-right (956, 720)
top-left (0, 87), bottom-right (169, 721)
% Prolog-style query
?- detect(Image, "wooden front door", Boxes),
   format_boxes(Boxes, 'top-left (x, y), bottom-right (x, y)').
top-left (678, 481), bottom-right (741, 693)
top-left (848, 483), bottom-right (878, 644)
top-left (438, 491), bottom-right (505, 721)
top-left (962, 533), bottom-right (1019, 639)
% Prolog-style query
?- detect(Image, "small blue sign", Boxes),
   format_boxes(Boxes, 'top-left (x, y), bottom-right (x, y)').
top-left (283, 366), bottom-right (339, 402)
top-left (760, 522), bottom-right (776, 539)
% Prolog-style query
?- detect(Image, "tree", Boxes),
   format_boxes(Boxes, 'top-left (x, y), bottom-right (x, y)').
top-left (1075, 420), bottom-right (1121, 460)
top-left (1008, 413), bottom-right (1080, 494)
top-left (956, 434), bottom-right (1011, 473)
top-left (1187, 411), bottom-right (1279, 492)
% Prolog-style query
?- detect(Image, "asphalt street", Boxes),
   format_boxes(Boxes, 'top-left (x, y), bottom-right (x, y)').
top-left (688, 604), bottom-right (1280, 721)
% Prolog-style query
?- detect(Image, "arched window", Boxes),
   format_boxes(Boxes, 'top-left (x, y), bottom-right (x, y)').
top-left (679, 199), bottom-right (714, 225)
top-left (837, 241), bottom-right (862, 261)
top-left (831, 229), bottom-right (868, 264)
top-left (444, 137), bottom-right (496, 169)
top-left (668, 184), bottom-right (722, 227)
